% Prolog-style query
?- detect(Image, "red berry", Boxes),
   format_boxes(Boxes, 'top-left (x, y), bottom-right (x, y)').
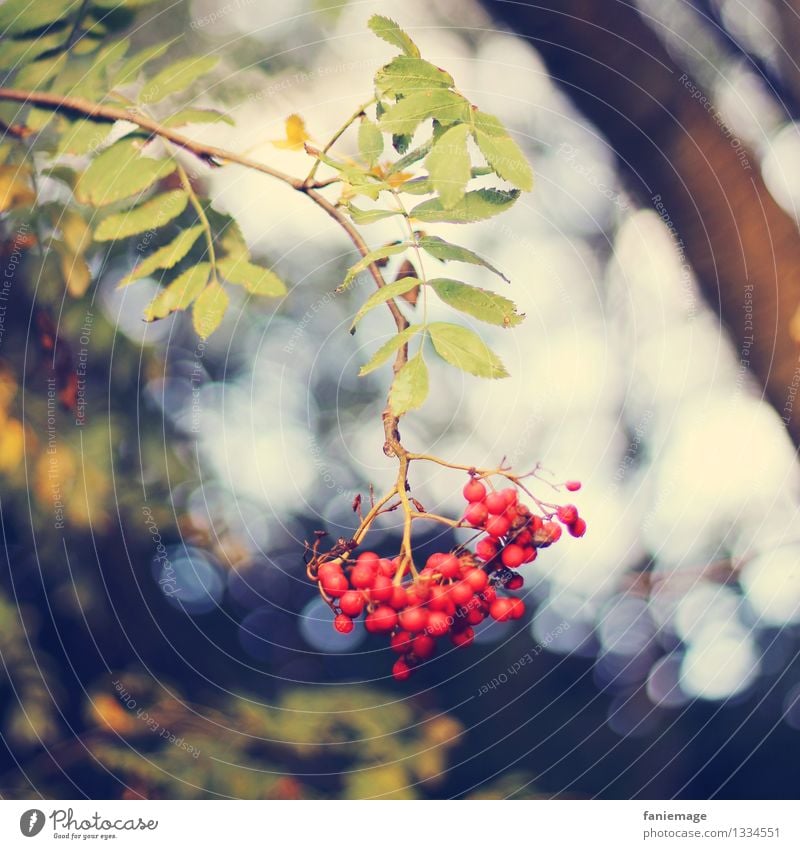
top-left (507, 574), bottom-right (524, 590)
top-left (377, 558), bottom-right (396, 577)
top-left (501, 543), bottom-right (525, 568)
top-left (356, 551), bottom-right (380, 570)
top-left (321, 572), bottom-right (348, 598)
top-left (529, 514), bottom-right (543, 532)
top-left (426, 552), bottom-right (448, 570)
top-left (482, 585), bottom-right (497, 604)
top-left (476, 538), bottom-right (498, 561)
top-left (428, 585), bottom-right (455, 614)
top-left (463, 479), bottom-right (487, 502)
top-left (451, 627), bottom-right (475, 648)
top-left (369, 574), bottom-right (394, 603)
top-left (450, 581), bottom-right (474, 606)
top-left (391, 630), bottom-right (412, 653)
top-left (502, 487), bottom-right (518, 507)
top-left (399, 606), bottom-right (429, 633)
top-left (467, 608), bottom-right (485, 625)
top-left (515, 530), bottom-right (532, 546)
top-left (522, 546), bottom-right (537, 563)
top-left (389, 585), bottom-right (408, 610)
top-left (339, 590), bottom-right (364, 617)
top-left (412, 634), bottom-right (437, 659)
top-left (392, 658), bottom-right (412, 681)
top-left (465, 502), bottom-right (488, 527)
top-left (426, 611), bottom-right (451, 637)
top-left (365, 605), bottom-right (398, 633)
top-left (508, 598), bottom-right (526, 620)
top-left (485, 515), bottom-right (511, 538)
top-left (334, 613), bottom-right (354, 633)
top-left (557, 504), bottom-right (579, 525)
top-left (489, 597), bottom-right (515, 622)
top-left (350, 563), bottom-right (376, 589)
top-left (317, 563), bottom-right (343, 581)
top-left (569, 517), bottom-right (587, 537)
top-left (542, 521), bottom-right (562, 543)
top-left (565, 480), bottom-right (582, 492)
top-left (485, 491), bottom-right (507, 515)
top-left (464, 567), bottom-right (489, 592)
top-left (436, 554), bottom-right (461, 579)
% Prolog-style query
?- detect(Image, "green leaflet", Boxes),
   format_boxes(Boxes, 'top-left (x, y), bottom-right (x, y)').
top-left (339, 242), bottom-right (407, 290)
top-left (94, 191), bottom-right (189, 242)
top-left (217, 256), bottom-right (287, 297)
top-left (138, 55), bottom-right (219, 104)
top-left (144, 263), bottom-right (211, 321)
top-left (471, 110), bottom-right (533, 191)
top-left (55, 120), bottom-right (113, 156)
top-left (192, 280), bottom-right (229, 339)
top-left (358, 117), bottom-right (384, 167)
top-left (429, 279), bottom-right (524, 327)
top-left (374, 56), bottom-right (454, 98)
top-left (350, 277), bottom-right (421, 331)
top-left (114, 39), bottom-right (178, 87)
top-left (13, 52), bottom-right (67, 90)
top-left (425, 123), bottom-right (471, 208)
top-left (0, 0), bottom-right (80, 36)
top-left (118, 225), bottom-right (205, 287)
top-left (428, 321), bottom-right (508, 378)
top-left (346, 206), bottom-right (403, 225)
top-left (367, 15), bottom-right (420, 58)
top-left (410, 188), bottom-right (520, 223)
top-left (163, 108), bottom-right (234, 127)
top-left (75, 140), bottom-right (176, 207)
top-left (359, 325), bottom-right (423, 375)
top-left (389, 353), bottom-right (429, 415)
top-left (417, 235), bottom-right (509, 283)
top-left (93, 0), bottom-right (161, 6)
top-left (378, 90), bottom-right (468, 136)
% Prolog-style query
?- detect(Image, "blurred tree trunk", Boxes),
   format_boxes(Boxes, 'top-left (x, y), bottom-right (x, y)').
top-left (479, 0), bottom-right (800, 448)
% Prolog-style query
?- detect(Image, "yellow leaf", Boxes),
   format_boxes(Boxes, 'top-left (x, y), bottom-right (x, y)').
top-left (89, 694), bottom-right (138, 735)
top-left (0, 418), bottom-right (24, 473)
top-left (272, 114), bottom-right (310, 150)
top-left (386, 170), bottom-right (413, 189)
top-left (0, 165), bottom-right (35, 212)
top-left (192, 280), bottom-right (229, 339)
top-left (59, 250), bottom-right (92, 297)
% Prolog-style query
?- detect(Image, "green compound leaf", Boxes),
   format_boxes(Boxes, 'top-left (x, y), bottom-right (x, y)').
top-left (358, 117), bottom-right (384, 167)
top-left (375, 56), bottom-right (454, 98)
top-left (429, 279), bottom-right (524, 327)
top-left (471, 110), bottom-right (533, 191)
top-left (138, 55), bottom-right (219, 105)
top-left (55, 120), bottom-right (113, 156)
top-left (75, 139), bottom-right (176, 207)
top-left (350, 277), bottom-right (421, 331)
top-left (217, 256), bottom-right (287, 297)
top-left (410, 188), bottom-right (519, 223)
top-left (144, 262), bottom-right (211, 321)
top-left (192, 279), bottom-right (229, 339)
top-left (359, 325), bottom-right (424, 376)
top-left (378, 90), bottom-right (468, 136)
top-left (367, 15), bottom-right (420, 58)
top-left (94, 190), bottom-right (189, 242)
top-left (417, 235), bottom-right (509, 283)
top-left (390, 353), bottom-right (429, 415)
top-left (339, 242), bottom-right (407, 290)
top-left (425, 123), bottom-right (471, 208)
top-left (428, 321), bottom-right (508, 378)
top-left (118, 225), bottom-right (204, 287)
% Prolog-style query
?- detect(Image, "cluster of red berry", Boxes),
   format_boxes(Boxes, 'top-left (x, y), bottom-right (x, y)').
top-left (313, 476), bottom-right (585, 681)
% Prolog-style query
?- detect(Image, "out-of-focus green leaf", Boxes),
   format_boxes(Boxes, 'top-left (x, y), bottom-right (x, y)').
top-left (118, 225), bottom-right (204, 287)
top-left (218, 256), bottom-right (286, 297)
top-left (0, 0), bottom-right (80, 36)
top-left (358, 117), bottom-right (384, 167)
top-left (144, 263), bottom-right (211, 320)
top-left (192, 279), bottom-right (228, 339)
top-left (138, 56), bottom-right (219, 105)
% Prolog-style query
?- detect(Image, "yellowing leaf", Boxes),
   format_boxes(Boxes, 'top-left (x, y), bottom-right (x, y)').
top-left (118, 225), bottom-right (204, 287)
top-left (192, 280), bottom-right (229, 338)
top-left (389, 353), bottom-right (429, 415)
top-left (0, 418), bottom-right (24, 473)
top-left (58, 250), bottom-right (92, 297)
top-left (0, 166), bottom-right (35, 212)
top-left (94, 190), bottom-right (189, 242)
top-left (428, 321), bottom-right (508, 378)
top-left (273, 114), bottom-right (310, 151)
top-left (144, 263), bottom-right (210, 320)
top-left (217, 256), bottom-right (286, 297)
